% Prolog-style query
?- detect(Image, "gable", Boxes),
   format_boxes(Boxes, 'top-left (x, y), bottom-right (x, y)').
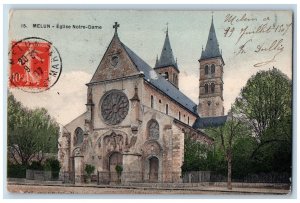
top-left (90, 34), bottom-right (140, 83)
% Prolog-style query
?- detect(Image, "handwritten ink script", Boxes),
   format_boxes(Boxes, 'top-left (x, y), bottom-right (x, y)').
top-left (223, 13), bottom-right (292, 67)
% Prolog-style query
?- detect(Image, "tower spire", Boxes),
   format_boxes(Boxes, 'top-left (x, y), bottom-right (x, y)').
top-left (155, 54), bottom-right (159, 67)
top-left (155, 24), bottom-right (177, 70)
top-left (166, 22), bottom-right (169, 35)
top-left (200, 17), bottom-right (222, 60)
top-left (154, 24), bottom-right (180, 89)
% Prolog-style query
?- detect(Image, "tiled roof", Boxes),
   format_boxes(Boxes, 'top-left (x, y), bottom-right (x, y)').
top-left (121, 42), bottom-right (197, 115)
top-left (192, 115), bottom-right (228, 129)
top-left (154, 31), bottom-right (178, 70)
top-left (200, 19), bottom-right (222, 60)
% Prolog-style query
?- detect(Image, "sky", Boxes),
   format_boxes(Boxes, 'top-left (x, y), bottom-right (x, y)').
top-left (8, 10), bottom-right (293, 125)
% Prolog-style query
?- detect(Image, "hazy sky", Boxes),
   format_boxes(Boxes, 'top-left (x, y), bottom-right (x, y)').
top-left (9, 10), bottom-right (292, 125)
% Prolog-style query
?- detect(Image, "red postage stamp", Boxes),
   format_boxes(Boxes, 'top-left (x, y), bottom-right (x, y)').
top-left (9, 37), bottom-right (62, 92)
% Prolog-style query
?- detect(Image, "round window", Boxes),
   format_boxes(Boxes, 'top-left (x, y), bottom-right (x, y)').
top-left (111, 55), bottom-right (119, 67)
top-left (100, 90), bottom-right (129, 125)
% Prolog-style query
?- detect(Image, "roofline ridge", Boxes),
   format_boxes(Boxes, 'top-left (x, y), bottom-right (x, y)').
top-left (144, 80), bottom-right (198, 116)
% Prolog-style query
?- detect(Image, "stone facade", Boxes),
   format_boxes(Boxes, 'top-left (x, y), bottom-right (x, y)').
top-left (198, 57), bottom-right (224, 117)
top-left (144, 82), bottom-right (196, 126)
top-left (58, 21), bottom-right (222, 184)
top-left (154, 66), bottom-right (179, 89)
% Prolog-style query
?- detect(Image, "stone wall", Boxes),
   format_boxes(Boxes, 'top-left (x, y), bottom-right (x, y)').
top-left (65, 112), bottom-right (87, 152)
top-left (198, 96), bottom-right (224, 117)
top-left (144, 82), bottom-right (197, 126)
top-left (140, 106), bottom-right (185, 183)
top-left (26, 170), bottom-right (52, 181)
top-left (90, 76), bottom-right (144, 130)
top-left (154, 65), bottom-right (179, 88)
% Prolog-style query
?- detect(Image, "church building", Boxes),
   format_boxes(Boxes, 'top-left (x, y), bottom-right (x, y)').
top-left (58, 19), bottom-right (227, 184)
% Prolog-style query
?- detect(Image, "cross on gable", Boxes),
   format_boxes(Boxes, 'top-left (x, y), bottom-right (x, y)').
top-left (113, 22), bottom-right (120, 33)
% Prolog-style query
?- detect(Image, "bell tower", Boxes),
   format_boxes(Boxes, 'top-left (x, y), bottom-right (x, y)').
top-left (198, 17), bottom-right (224, 117)
top-left (154, 25), bottom-right (180, 89)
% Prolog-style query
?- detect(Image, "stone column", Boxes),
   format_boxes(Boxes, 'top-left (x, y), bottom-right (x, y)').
top-left (58, 129), bottom-right (71, 180)
top-left (58, 147), bottom-right (70, 180)
top-left (130, 86), bottom-right (141, 135)
top-left (74, 155), bottom-right (84, 184)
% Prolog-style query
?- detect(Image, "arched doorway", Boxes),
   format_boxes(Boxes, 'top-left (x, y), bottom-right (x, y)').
top-left (109, 152), bottom-right (123, 182)
top-left (149, 157), bottom-right (159, 182)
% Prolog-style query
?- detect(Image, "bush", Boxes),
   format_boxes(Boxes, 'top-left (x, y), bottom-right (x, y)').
top-left (27, 161), bottom-right (43, 170)
top-left (85, 164), bottom-right (95, 177)
top-left (115, 165), bottom-right (123, 183)
top-left (44, 158), bottom-right (61, 179)
top-left (115, 165), bottom-right (123, 175)
top-left (44, 158), bottom-right (60, 171)
top-left (7, 162), bottom-right (26, 178)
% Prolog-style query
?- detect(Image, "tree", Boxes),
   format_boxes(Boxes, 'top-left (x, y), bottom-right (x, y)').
top-left (7, 93), bottom-right (59, 166)
top-left (181, 135), bottom-right (212, 172)
top-left (233, 68), bottom-right (291, 150)
top-left (233, 68), bottom-right (292, 174)
top-left (206, 114), bottom-right (251, 189)
top-left (231, 135), bottom-right (257, 179)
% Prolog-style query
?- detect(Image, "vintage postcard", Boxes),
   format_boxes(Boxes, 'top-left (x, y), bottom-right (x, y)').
top-left (6, 10), bottom-right (293, 195)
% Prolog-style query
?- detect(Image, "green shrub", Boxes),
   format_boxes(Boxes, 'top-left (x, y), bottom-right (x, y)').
top-left (115, 165), bottom-right (123, 175)
top-left (7, 162), bottom-right (26, 178)
top-left (44, 158), bottom-right (61, 179)
top-left (28, 161), bottom-right (43, 170)
top-left (85, 164), bottom-right (95, 177)
top-left (44, 158), bottom-right (60, 171)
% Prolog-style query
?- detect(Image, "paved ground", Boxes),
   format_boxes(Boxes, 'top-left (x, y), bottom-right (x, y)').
top-left (7, 184), bottom-right (228, 194)
top-left (6, 183), bottom-right (291, 195)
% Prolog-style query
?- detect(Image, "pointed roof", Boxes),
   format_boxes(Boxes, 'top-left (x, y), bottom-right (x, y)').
top-left (155, 55), bottom-right (159, 67)
top-left (192, 115), bottom-right (228, 129)
top-left (155, 28), bottom-right (179, 71)
top-left (200, 18), bottom-right (222, 61)
top-left (89, 30), bottom-right (124, 83)
top-left (121, 42), bottom-right (197, 115)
